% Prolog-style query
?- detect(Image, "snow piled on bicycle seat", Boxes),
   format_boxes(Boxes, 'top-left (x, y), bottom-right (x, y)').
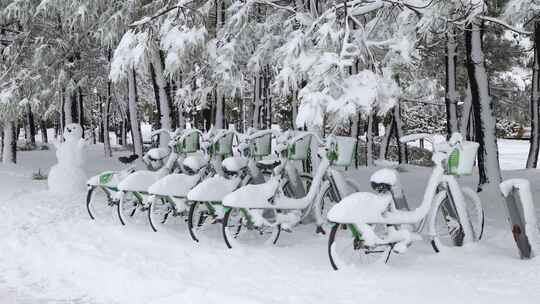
top-left (327, 192), bottom-right (393, 223)
top-left (223, 180), bottom-right (278, 208)
top-left (148, 173), bottom-right (201, 197)
top-left (370, 168), bottom-right (398, 185)
top-left (1, 143), bottom-right (540, 303)
top-left (187, 175), bottom-right (241, 202)
top-left (118, 170), bottom-right (165, 192)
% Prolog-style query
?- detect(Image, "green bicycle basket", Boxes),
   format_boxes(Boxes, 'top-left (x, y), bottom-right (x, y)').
top-left (287, 133), bottom-right (312, 161)
top-left (249, 131), bottom-right (272, 157)
top-left (327, 136), bottom-right (357, 167)
top-left (175, 130), bottom-right (200, 154)
top-left (447, 141), bottom-right (479, 176)
top-left (212, 130), bottom-right (235, 156)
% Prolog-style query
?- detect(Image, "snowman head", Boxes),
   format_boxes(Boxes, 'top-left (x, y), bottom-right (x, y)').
top-left (63, 124), bottom-right (83, 142)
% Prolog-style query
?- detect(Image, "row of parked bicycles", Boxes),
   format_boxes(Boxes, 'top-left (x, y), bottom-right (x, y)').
top-left (86, 127), bottom-right (484, 270)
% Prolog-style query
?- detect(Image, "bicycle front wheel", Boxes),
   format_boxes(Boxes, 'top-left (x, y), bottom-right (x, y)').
top-left (117, 191), bottom-right (143, 226)
top-left (187, 201), bottom-right (221, 242)
top-left (314, 182), bottom-right (339, 233)
top-left (147, 195), bottom-right (174, 232)
top-left (222, 207), bottom-right (281, 249)
top-left (461, 187), bottom-right (484, 241)
top-left (328, 223), bottom-right (389, 270)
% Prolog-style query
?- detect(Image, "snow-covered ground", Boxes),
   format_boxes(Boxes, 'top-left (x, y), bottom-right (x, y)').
top-left (0, 140), bottom-right (539, 303)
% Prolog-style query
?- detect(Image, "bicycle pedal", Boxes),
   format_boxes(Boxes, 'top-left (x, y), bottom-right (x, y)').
top-left (392, 242), bottom-right (408, 254)
top-left (315, 226), bottom-right (326, 235)
top-left (281, 228), bottom-right (293, 233)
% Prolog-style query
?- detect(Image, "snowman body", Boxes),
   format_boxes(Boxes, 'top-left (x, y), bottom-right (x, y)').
top-left (48, 124), bottom-right (87, 195)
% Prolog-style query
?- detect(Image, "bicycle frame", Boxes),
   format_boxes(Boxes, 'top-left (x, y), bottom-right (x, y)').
top-left (232, 155), bottom-right (352, 230)
top-left (329, 149), bottom-right (475, 250)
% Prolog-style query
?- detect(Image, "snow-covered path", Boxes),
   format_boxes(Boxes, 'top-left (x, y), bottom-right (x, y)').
top-left (0, 144), bottom-right (539, 303)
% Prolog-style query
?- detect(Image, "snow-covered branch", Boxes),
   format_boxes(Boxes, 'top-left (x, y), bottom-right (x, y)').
top-left (478, 15), bottom-right (532, 36)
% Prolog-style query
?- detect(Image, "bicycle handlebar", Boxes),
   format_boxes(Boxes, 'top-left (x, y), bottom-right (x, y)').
top-left (399, 133), bottom-right (434, 144)
top-left (247, 129), bottom-right (279, 141)
top-left (151, 128), bottom-right (176, 138)
top-left (400, 132), bottom-right (465, 154)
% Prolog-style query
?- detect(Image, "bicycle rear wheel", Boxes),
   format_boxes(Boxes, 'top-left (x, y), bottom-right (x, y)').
top-left (86, 186), bottom-right (116, 221)
top-left (328, 223), bottom-right (389, 270)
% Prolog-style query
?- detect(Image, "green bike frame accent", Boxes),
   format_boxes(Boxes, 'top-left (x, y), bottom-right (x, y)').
top-left (99, 172), bottom-right (114, 185)
top-left (448, 148), bottom-right (460, 175)
top-left (348, 224), bottom-right (363, 240)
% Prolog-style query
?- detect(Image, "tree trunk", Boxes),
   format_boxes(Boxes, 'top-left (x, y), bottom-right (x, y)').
top-left (393, 102), bottom-right (407, 163)
top-left (178, 102), bottom-right (186, 130)
top-left (292, 91), bottom-right (298, 129)
top-left (351, 113), bottom-right (361, 167)
top-left (62, 89), bottom-right (73, 126)
top-left (366, 112), bottom-right (374, 167)
top-left (252, 75), bottom-right (263, 129)
top-left (149, 61), bottom-right (163, 136)
top-left (176, 74), bottom-right (186, 130)
top-left (2, 121), bottom-right (16, 164)
top-left (465, 19), bottom-right (502, 191)
top-left (127, 68), bottom-right (143, 156)
top-left (25, 103), bottom-right (36, 146)
top-left (445, 27), bottom-right (459, 136)
top-left (71, 91), bottom-right (78, 124)
top-left (98, 99), bottom-right (104, 143)
top-left (264, 67), bottom-right (272, 128)
top-left (149, 48), bottom-right (173, 147)
top-left (527, 21), bottom-right (540, 168)
top-left (215, 89), bottom-right (225, 129)
top-left (121, 118), bottom-right (128, 148)
top-left (460, 84), bottom-right (473, 138)
top-left (380, 116), bottom-right (394, 160)
top-left (40, 119), bottom-right (48, 144)
top-left (78, 88), bottom-right (85, 137)
top-left (103, 83), bottom-right (113, 157)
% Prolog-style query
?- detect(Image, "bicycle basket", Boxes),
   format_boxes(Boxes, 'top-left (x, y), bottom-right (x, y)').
top-left (329, 136), bottom-right (357, 167)
top-left (287, 133), bottom-right (312, 161)
top-left (212, 130), bottom-right (234, 156)
top-left (176, 130), bottom-right (200, 154)
top-left (447, 141), bottom-right (479, 176)
top-left (249, 132), bottom-right (272, 157)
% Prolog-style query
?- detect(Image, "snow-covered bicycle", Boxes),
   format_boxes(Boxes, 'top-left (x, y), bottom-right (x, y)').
top-left (86, 131), bottom-right (174, 221)
top-left (114, 129), bottom-right (204, 226)
top-left (221, 131), bottom-right (360, 248)
top-left (326, 133), bottom-right (484, 270)
top-left (145, 128), bottom-right (236, 232)
top-left (185, 129), bottom-right (299, 242)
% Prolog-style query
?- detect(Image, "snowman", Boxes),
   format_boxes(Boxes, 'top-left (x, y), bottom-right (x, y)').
top-left (48, 123), bottom-right (87, 195)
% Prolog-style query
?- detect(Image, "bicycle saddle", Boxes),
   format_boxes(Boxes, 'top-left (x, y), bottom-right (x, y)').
top-left (256, 159), bottom-right (281, 171)
top-left (222, 157), bottom-right (249, 173)
top-left (146, 147), bottom-right (170, 161)
top-left (370, 168), bottom-right (398, 193)
top-left (118, 154), bottom-right (139, 164)
top-left (183, 155), bottom-right (208, 174)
